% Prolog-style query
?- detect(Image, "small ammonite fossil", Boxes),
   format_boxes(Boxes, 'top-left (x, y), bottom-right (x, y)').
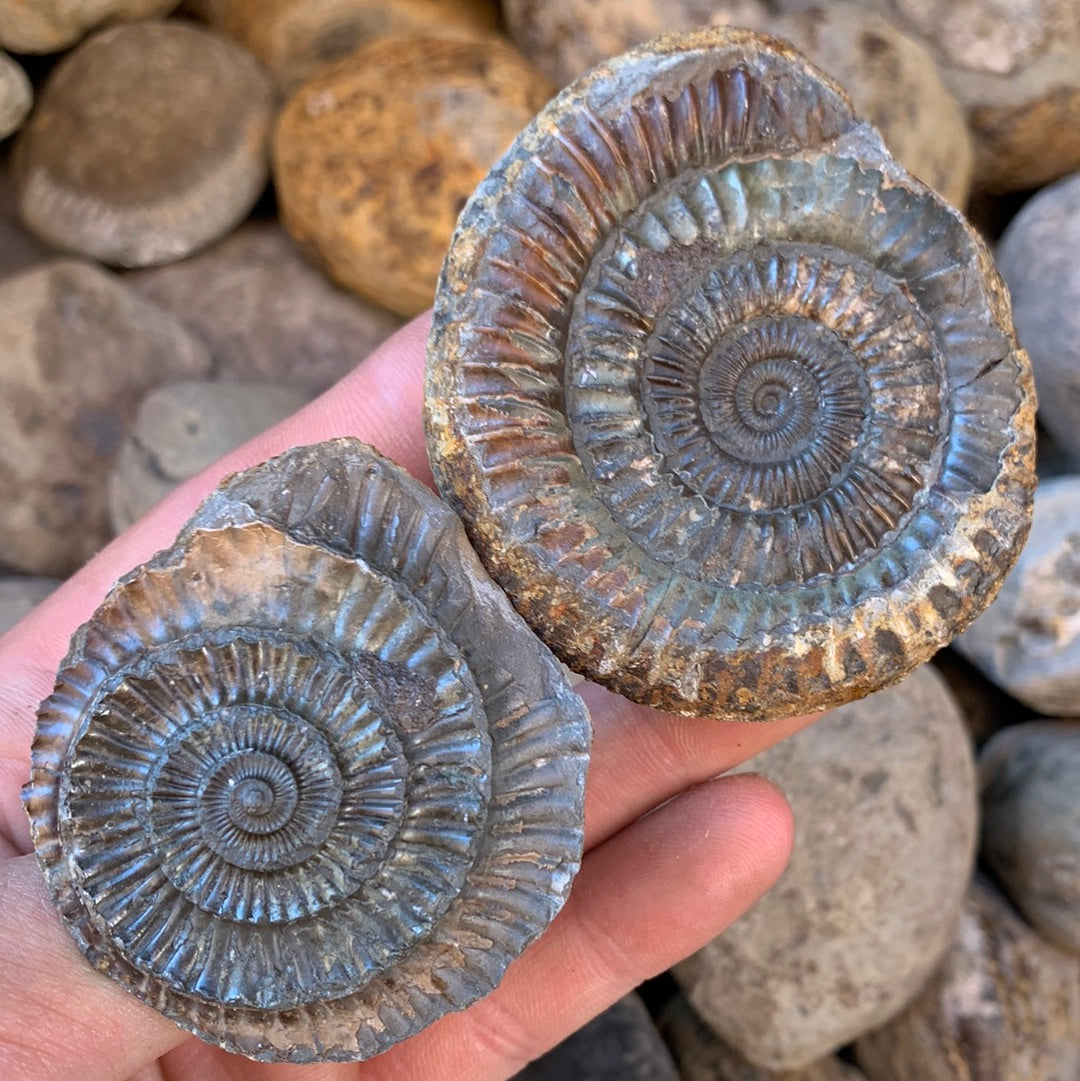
top-left (425, 27), bottom-right (1037, 721)
top-left (24, 439), bottom-right (590, 1062)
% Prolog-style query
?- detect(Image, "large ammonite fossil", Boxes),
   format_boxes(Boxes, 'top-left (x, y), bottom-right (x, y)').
top-left (425, 27), bottom-right (1037, 721)
top-left (24, 439), bottom-right (590, 1061)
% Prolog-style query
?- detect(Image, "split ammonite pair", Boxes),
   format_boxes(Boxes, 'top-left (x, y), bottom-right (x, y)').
top-left (24, 28), bottom-right (1034, 1063)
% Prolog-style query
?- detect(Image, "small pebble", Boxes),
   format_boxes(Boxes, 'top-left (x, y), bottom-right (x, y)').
top-left (13, 20), bottom-right (274, 267)
top-left (505, 0), bottom-right (972, 206)
top-left (273, 33), bottom-right (553, 317)
top-left (512, 994), bottom-right (679, 1081)
top-left (0, 577), bottom-right (61, 635)
top-left (979, 720), bottom-right (1080, 954)
top-left (660, 995), bottom-right (869, 1081)
top-left (108, 380), bottom-right (310, 532)
top-left (0, 260), bottom-right (211, 575)
top-left (187, 0), bottom-right (500, 94)
top-left (0, 52), bottom-right (31, 140)
top-left (996, 171), bottom-right (1080, 466)
top-left (0, 152), bottom-right (53, 279)
top-left (673, 664), bottom-right (977, 1071)
top-left (956, 475), bottom-right (1080, 716)
top-left (0, 0), bottom-right (179, 53)
top-left (854, 878), bottom-right (1080, 1081)
top-left (126, 221), bottom-right (401, 390)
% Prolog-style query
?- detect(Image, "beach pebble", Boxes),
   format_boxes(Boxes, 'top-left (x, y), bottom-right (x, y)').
top-left (0, 0), bottom-right (178, 53)
top-left (126, 221), bottom-right (401, 390)
top-left (0, 52), bottom-right (31, 141)
top-left (673, 664), bottom-right (977, 1070)
top-left (273, 33), bottom-right (552, 317)
top-left (0, 577), bottom-right (61, 635)
top-left (13, 20), bottom-right (273, 266)
top-left (996, 172), bottom-right (1080, 466)
top-left (854, 878), bottom-right (1080, 1081)
top-left (108, 380), bottom-right (309, 532)
top-left (956, 475), bottom-right (1080, 715)
top-left (0, 260), bottom-right (210, 575)
top-left (979, 720), bottom-right (1080, 953)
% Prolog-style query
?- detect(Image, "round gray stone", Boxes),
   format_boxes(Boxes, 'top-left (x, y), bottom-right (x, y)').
top-left (673, 664), bottom-right (978, 1070)
top-left (108, 380), bottom-right (309, 532)
top-left (955, 475), bottom-right (1080, 715)
top-left (980, 720), bottom-right (1080, 953)
top-left (0, 259), bottom-right (211, 575)
top-left (997, 172), bottom-right (1080, 466)
top-left (855, 879), bottom-right (1080, 1081)
top-left (125, 221), bottom-right (402, 391)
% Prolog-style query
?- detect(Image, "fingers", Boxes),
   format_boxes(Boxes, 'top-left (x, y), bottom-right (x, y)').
top-left (357, 772), bottom-right (793, 1081)
top-left (580, 682), bottom-right (820, 849)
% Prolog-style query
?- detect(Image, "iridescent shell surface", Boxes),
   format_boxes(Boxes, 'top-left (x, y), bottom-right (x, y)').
top-left (425, 28), bottom-right (1036, 721)
top-left (24, 439), bottom-right (590, 1061)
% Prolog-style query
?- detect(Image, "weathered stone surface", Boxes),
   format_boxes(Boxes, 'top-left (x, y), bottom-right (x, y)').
top-left (513, 994), bottom-right (679, 1081)
top-left (108, 380), bottom-right (309, 532)
top-left (503, 0), bottom-right (973, 207)
top-left (0, 150), bottom-right (53, 279)
top-left (996, 172), bottom-right (1080, 466)
top-left (660, 995), bottom-right (868, 1081)
top-left (185, 0), bottom-right (500, 94)
top-left (956, 475), bottom-right (1080, 715)
top-left (672, 664), bottom-right (977, 1069)
top-left (13, 20), bottom-right (273, 266)
top-left (979, 720), bottom-right (1080, 953)
top-left (854, 879), bottom-right (1080, 1081)
top-left (879, 0), bottom-right (1080, 192)
top-left (0, 0), bottom-right (178, 53)
top-left (0, 52), bottom-right (31, 141)
top-left (0, 260), bottom-right (211, 575)
top-left (273, 33), bottom-right (552, 317)
top-left (0, 577), bottom-right (61, 636)
top-left (126, 221), bottom-right (401, 389)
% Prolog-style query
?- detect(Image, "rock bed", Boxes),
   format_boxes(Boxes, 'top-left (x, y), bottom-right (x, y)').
top-left (1, 2), bottom-right (1079, 1078)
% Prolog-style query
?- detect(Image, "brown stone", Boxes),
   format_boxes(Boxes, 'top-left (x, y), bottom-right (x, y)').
top-left (273, 33), bottom-right (553, 317)
top-left (0, 0), bottom-right (179, 53)
top-left (185, 0), bottom-right (500, 94)
top-left (0, 260), bottom-right (211, 575)
top-left (854, 879), bottom-right (1080, 1081)
top-left (504, 0), bottom-right (973, 206)
top-left (672, 664), bottom-right (977, 1069)
top-left (13, 20), bottom-right (273, 267)
top-left (125, 221), bottom-right (402, 390)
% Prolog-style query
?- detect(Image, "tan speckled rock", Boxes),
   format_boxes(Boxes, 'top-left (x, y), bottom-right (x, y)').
top-left (673, 665), bottom-right (977, 1069)
top-left (505, 1), bottom-right (971, 206)
top-left (126, 221), bottom-right (402, 390)
top-left (0, 0), bottom-right (179, 53)
top-left (108, 380), bottom-right (309, 532)
top-left (660, 996), bottom-right (869, 1081)
top-left (854, 879), bottom-right (1080, 1081)
top-left (979, 720), bottom-right (1080, 954)
top-left (876, 0), bottom-right (1080, 192)
top-left (955, 476), bottom-right (1080, 715)
top-left (0, 260), bottom-right (211, 575)
top-left (186, 0), bottom-right (500, 94)
top-left (273, 34), bottom-right (552, 317)
top-left (0, 52), bottom-right (31, 141)
top-left (13, 20), bottom-right (273, 267)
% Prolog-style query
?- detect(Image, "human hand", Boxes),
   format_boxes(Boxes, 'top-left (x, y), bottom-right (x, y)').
top-left (0, 314), bottom-right (816, 1081)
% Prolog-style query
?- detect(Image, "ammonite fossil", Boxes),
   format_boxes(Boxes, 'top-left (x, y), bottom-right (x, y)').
top-left (425, 27), bottom-right (1037, 721)
top-left (24, 439), bottom-right (590, 1061)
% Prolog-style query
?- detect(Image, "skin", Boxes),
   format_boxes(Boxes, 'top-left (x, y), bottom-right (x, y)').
top-left (0, 314), bottom-right (818, 1081)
